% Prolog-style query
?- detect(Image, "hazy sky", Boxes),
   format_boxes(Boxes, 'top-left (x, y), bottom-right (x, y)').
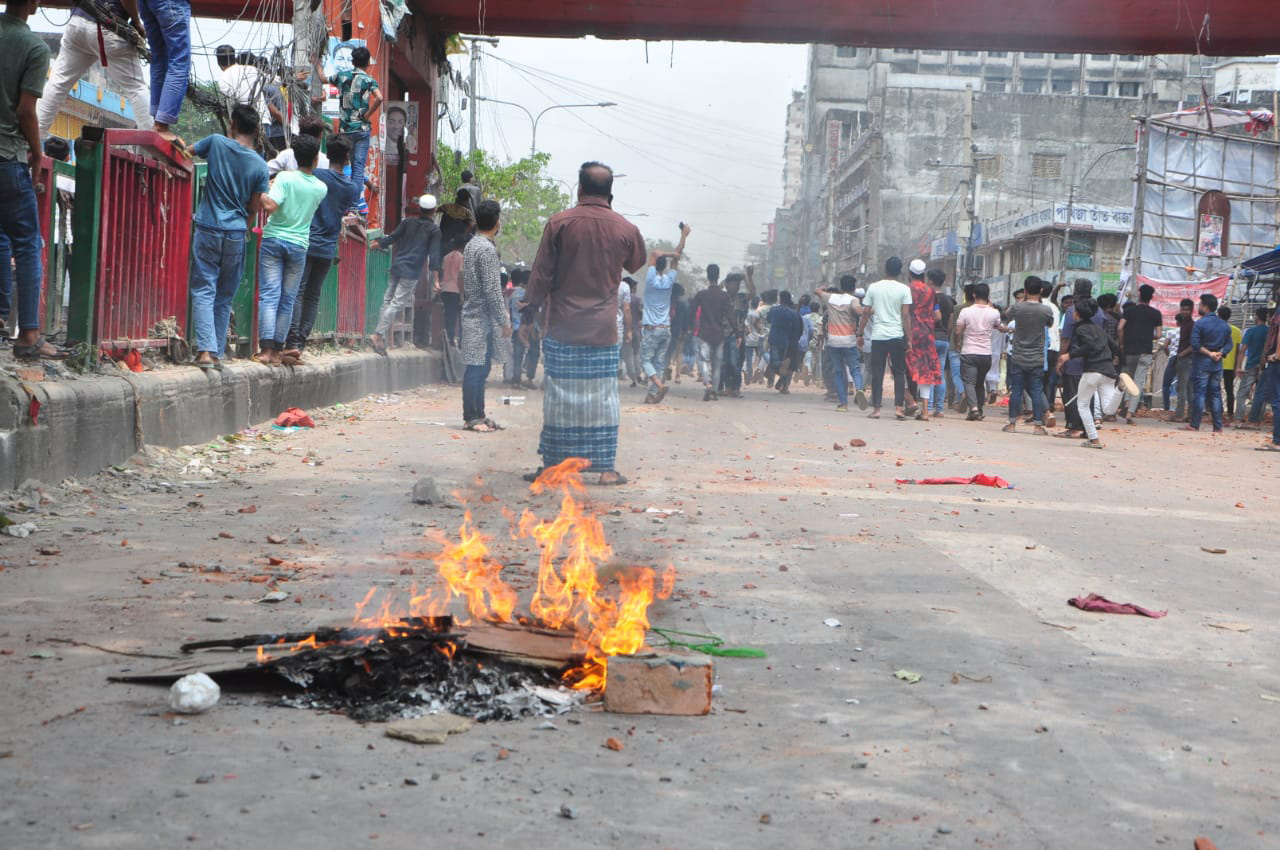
top-left (29, 11), bottom-right (807, 266)
top-left (439, 38), bottom-right (809, 268)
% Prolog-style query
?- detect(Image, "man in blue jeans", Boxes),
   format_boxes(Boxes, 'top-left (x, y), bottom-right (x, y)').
top-left (322, 46), bottom-right (381, 213)
top-left (257, 135), bottom-right (327, 364)
top-left (1, 0), bottom-right (64, 360)
top-left (1001, 276), bottom-right (1054, 434)
top-left (188, 104), bottom-right (269, 369)
top-left (1185, 292), bottom-right (1233, 433)
top-left (816, 274), bottom-right (864, 410)
top-left (927, 269), bottom-right (954, 415)
top-left (138, 0), bottom-right (189, 144)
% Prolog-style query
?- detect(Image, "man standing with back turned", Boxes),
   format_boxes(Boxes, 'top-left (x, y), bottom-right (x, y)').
top-left (523, 162), bottom-right (647, 486)
top-left (1, 0), bottom-right (65, 360)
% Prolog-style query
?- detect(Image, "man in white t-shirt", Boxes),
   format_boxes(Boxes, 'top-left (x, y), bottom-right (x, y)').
top-left (954, 281), bottom-right (1003, 419)
top-left (856, 256), bottom-right (916, 419)
top-left (216, 46), bottom-right (270, 131)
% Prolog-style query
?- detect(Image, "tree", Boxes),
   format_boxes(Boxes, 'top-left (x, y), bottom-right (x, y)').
top-left (437, 144), bottom-right (572, 265)
top-left (174, 82), bottom-right (226, 145)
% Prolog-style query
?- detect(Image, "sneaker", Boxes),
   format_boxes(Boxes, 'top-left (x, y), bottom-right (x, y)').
top-left (966, 410), bottom-right (982, 421)
top-left (835, 405), bottom-right (848, 412)
top-left (1033, 425), bottom-right (1049, 436)
top-left (703, 388), bottom-right (712, 402)
top-left (1083, 438), bottom-right (1104, 449)
top-left (1045, 414), bottom-right (1057, 428)
top-left (1002, 422), bottom-right (1016, 433)
top-left (854, 390), bottom-right (869, 411)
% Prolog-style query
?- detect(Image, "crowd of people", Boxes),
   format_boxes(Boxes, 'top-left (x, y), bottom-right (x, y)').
top-left (429, 161), bottom-right (1279, 492)
top-left (1, 0), bottom-right (385, 362)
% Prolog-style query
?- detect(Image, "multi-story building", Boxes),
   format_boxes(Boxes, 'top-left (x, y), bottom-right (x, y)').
top-left (781, 46), bottom-right (1213, 294)
top-left (1211, 56), bottom-right (1280, 108)
top-left (781, 90), bottom-right (805, 208)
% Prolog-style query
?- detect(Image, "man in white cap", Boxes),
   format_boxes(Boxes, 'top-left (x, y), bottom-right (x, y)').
top-left (370, 193), bottom-right (442, 353)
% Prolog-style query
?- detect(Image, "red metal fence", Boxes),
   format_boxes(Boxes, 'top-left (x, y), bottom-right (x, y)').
top-left (70, 129), bottom-right (194, 353)
top-left (336, 230), bottom-right (368, 339)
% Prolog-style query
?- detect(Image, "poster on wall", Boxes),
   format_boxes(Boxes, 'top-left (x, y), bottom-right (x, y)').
top-left (382, 101), bottom-right (418, 168)
top-left (1198, 213), bottom-right (1224, 257)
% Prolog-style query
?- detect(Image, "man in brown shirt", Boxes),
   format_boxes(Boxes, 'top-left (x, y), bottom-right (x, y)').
top-left (691, 264), bottom-right (734, 401)
top-left (522, 162), bottom-right (647, 486)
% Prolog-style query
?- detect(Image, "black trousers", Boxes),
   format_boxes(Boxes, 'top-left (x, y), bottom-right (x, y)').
top-left (287, 255), bottom-right (333, 350)
top-left (870, 337), bottom-right (908, 409)
top-left (1061, 372), bottom-right (1084, 431)
top-left (1223, 368), bottom-right (1236, 417)
top-left (440, 291), bottom-right (462, 346)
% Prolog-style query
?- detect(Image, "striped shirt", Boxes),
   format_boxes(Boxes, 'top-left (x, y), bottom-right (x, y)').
top-left (822, 292), bottom-right (862, 348)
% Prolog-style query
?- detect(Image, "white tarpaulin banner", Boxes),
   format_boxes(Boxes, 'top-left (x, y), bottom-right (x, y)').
top-left (1138, 110), bottom-right (1280, 282)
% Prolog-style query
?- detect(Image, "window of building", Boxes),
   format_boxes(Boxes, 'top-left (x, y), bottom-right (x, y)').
top-left (1022, 79), bottom-right (1045, 94)
top-left (836, 46), bottom-right (858, 58)
top-left (1117, 81), bottom-right (1141, 98)
top-left (956, 50), bottom-right (980, 57)
top-left (1054, 52), bottom-right (1074, 59)
top-left (1051, 78), bottom-right (1074, 93)
top-left (894, 48), bottom-right (914, 55)
top-left (1118, 54), bottom-right (1141, 62)
top-left (987, 51), bottom-right (1009, 58)
top-left (1090, 53), bottom-right (1111, 60)
top-left (1031, 153), bottom-right (1065, 179)
top-left (984, 79), bottom-right (1008, 93)
top-left (976, 155), bottom-right (1002, 179)
top-left (1087, 81), bottom-right (1111, 96)
top-left (1022, 52), bottom-right (1045, 59)
top-left (921, 49), bottom-right (943, 56)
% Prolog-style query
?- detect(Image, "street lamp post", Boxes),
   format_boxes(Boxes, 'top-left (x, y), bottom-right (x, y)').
top-left (476, 96), bottom-right (617, 156)
top-left (1057, 145), bottom-right (1138, 291)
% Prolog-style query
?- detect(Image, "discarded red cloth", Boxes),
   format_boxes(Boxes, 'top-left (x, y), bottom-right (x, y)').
top-left (895, 474), bottom-right (1012, 489)
top-left (274, 407), bottom-right (315, 428)
top-left (1068, 593), bottom-right (1167, 619)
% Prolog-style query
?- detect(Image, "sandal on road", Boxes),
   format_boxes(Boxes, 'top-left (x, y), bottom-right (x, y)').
top-left (591, 472), bottom-right (628, 486)
top-left (1256, 443), bottom-right (1280, 452)
top-left (522, 467), bottom-right (545, 482)
top-left (13, 336), bottom-right (69, 361)
top-left (464, 419), bottom-right (497, 433)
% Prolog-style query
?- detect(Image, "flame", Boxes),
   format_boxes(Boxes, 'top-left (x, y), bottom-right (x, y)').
top-left (248, 459), bottom-right (676, 690)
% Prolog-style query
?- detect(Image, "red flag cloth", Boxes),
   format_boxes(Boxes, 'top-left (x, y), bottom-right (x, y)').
top-left (274, 407), bottom-right (316, 428)
top-left (894, 474), bottom-right (1012, 489)
top-left (1068, 593), bottom-right (1167, 619)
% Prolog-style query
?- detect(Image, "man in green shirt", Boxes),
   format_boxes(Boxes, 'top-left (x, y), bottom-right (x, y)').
top-left (1, 0), bottom-right (64, 359)
top-left (256, 135), bottom-right (327, 364)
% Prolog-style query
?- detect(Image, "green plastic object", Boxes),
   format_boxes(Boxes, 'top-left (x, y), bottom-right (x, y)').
top-left (648, 628), bottom-right (767, 659)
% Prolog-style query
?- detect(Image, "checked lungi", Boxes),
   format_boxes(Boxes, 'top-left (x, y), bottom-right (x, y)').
top-left (539, 339), bottom-right (621, 473)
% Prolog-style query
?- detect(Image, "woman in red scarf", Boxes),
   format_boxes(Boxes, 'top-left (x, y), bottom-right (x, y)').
top-left (905, 259), bottom-right (940, 421)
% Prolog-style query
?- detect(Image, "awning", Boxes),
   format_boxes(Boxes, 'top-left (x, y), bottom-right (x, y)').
top-left (1241, 247), bottom-right (1280, 276)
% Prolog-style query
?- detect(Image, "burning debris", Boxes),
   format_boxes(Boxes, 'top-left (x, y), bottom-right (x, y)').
top-left (113, 459), bottom-right (695, 721)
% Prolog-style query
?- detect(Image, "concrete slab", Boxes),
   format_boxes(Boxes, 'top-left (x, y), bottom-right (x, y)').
top-left (0, 350), bottom-right (441, 489)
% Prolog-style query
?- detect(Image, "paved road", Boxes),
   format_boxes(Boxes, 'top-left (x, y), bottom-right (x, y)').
top-left (1, 379), bottom-right (1276, 849)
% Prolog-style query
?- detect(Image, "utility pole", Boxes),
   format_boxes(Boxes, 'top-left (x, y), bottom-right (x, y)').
top-left (458, 35), bottom-right (500, 162)
top-left (957, 83), bottom-right (975, 293)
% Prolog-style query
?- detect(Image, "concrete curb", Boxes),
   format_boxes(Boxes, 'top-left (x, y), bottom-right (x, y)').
top-left (0, 350), bottom-right (441, 490)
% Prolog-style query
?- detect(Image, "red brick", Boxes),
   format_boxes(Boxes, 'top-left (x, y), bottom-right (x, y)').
top-left (603, 651), bottom-right (713, 716)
